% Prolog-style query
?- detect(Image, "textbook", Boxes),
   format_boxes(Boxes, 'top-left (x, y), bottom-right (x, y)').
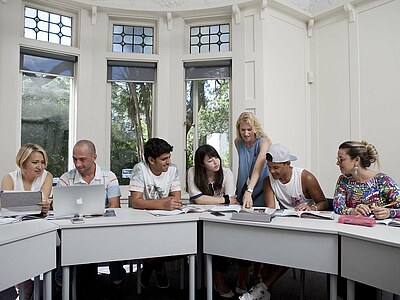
top-left (274, 209), bottom-right (335, 220)
top-left (231, 207), bottom-right (276, 223)
top-left (209, 204), bottom-right (242, 213)
top-left (147, 205), bottom-right (207, 216)
top-left (376, 218), bottom-right (400, 227)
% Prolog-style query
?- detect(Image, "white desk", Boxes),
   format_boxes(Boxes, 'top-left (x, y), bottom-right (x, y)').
top-left (201, 213), bottom-right (340, 300)
top-left (0, 219), bottom-right (58, 300)
top-left (50, 208), bottom-right (199, 300)
top-left (339, 224), bottom-right (400, 299)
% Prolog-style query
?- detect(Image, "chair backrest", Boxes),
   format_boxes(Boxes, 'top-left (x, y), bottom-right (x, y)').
top-left (326, 198), bottom-right (334, 211)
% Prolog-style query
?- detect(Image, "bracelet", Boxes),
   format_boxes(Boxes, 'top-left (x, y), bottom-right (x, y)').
top-left (389, 209), bottom-right (396, 218)
top-left (223, 194), bottom-right (230, 204)
top-left (245, 188), bottom-right (254, 194)
top-left (310, 204), bottom-right (318, 211)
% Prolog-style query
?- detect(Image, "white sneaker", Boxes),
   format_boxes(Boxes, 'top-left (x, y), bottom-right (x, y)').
top-left (240, 282), bottom-right (270, 300)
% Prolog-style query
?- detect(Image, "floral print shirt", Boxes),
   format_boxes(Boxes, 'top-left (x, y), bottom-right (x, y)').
top-left (333, 173), bottom-right (400, 217)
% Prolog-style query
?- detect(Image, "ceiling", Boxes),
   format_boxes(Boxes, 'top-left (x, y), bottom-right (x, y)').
top-left (59, 0), bottom-right (349, 17)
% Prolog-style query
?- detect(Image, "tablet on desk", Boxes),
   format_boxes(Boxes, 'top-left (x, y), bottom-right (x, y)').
top-left (0, 191), bottom-right (42, 217)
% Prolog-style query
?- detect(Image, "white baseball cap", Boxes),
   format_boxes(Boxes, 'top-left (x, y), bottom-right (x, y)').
top-left (267, 144), bottom-right (297, 163)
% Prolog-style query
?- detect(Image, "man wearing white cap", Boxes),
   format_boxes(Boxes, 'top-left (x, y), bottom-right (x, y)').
top-left (264, 143), bottom-right (328, 211)
top-left (240, 144), bottom-right (328, 300)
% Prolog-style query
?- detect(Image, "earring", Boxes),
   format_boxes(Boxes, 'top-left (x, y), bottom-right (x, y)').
top-left (354, 163), bottom-right (359, 176)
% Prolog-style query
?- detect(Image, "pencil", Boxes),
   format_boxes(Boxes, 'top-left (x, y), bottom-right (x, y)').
top-left (383, 202), bottom-right (398, 208)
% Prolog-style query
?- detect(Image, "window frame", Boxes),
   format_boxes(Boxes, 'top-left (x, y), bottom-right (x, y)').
top-left (22, 1), bottom-right (79, 47)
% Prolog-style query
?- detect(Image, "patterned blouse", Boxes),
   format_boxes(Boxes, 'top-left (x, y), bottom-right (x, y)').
top-left (333, 173), bottom-right (400, 217)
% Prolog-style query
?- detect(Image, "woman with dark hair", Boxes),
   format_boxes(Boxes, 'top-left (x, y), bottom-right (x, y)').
top-left (187, 144), bottom-right (238, 298)
top-left (334, 140), bottom-right (400, 219)
top-left (188, 144), bottom-right (237, 205)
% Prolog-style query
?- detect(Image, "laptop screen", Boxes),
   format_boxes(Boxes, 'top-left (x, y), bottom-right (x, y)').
top-left (52, 184), bottom-right (105, 218)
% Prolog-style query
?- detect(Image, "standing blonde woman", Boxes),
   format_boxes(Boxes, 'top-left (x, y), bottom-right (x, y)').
top-left (235, 112), bottom-right (271, 208)
top-left (1, 143), bottom-right (53, 299)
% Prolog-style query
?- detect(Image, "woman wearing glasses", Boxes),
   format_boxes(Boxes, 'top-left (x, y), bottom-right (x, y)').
top-left (333, 140), bottom-right (400, 219)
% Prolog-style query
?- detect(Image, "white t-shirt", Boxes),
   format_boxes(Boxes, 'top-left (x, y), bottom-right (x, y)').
top-left (129, 162), bottom-right (181, 199)
top-left (187, 166), bottom-right (235, 201)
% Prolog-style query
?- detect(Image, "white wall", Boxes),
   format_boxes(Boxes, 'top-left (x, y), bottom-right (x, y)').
top-left (311, 0), bottom-right (400, 196)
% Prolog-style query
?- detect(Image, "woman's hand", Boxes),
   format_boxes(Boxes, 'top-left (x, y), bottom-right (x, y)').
top-left (372, 206), bottom-right (390, 220)
top-left (242, 192), bottom-right (253, 209)
top-left (39, 198), bottom-right (51, 214)
top-left (229, 195), bottom-right (239, 205)
top-left (354, 204), bottom-right (371, 216)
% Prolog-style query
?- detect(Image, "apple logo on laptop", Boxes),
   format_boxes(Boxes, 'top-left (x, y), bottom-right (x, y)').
top-left (76, 197), bottom-right (83, 205)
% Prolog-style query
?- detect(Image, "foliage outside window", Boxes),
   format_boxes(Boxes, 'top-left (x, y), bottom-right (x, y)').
top-left (185, 79), bottom-right (230, 169)
top-left (24, 6), bottom-right (72, 46)
top-left (20, 50), bottom-right (75, 180)
top-left (190, 24), bottom-right (230, 54)
top-left (108, 61), bottom-right (154, 185)
top-left (21, 74), bottom-right (70, 179)
top-left (113, 25), bottom-right (154, 54)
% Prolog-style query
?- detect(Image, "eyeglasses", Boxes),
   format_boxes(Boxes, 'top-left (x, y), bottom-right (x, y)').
top-left (336, 157), bottom-right (347, 163)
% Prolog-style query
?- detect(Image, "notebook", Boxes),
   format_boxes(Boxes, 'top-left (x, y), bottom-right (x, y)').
top-left (52, 184), bottom-right (105, 218)
top-left (0, 191), bottom-right (43, 217)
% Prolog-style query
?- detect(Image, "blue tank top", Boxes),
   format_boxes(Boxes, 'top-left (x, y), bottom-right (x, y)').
top-left (236, 138), bottom-right (269, 207)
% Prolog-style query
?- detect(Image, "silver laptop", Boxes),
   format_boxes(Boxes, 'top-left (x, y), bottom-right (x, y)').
top-left (52, 184), bottom-right (105, 218)
top-left (0, 191), bottom-right (42, 217)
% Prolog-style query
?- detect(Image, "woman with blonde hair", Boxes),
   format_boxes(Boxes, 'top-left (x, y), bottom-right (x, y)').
top-left (1, 143), bottom-right (53, 299)
top-left (235, 112), bottom-right (271, 208)
top-left (334, 140), bottom-right (400, 219)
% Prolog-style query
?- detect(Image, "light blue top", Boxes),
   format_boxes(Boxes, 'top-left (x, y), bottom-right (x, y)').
top-left (236, 137), bottom-right (269, 207)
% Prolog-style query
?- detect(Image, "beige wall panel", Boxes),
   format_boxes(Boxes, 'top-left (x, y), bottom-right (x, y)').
top-left (313, 18), bottom-right (350, 197)
top-left (358, 0), bottom-right (400, 183)
top-left (263, 12), bottom-right (307, 169)
top-left (245, 61), bottom-right (256, 100)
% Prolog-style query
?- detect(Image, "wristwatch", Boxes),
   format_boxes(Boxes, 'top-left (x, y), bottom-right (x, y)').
top-left (245, 188), bottom-right (254, 194)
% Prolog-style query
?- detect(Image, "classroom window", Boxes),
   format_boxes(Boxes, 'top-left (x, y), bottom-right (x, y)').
top-left (20, 49), bottom-right (76, 180)
top-left (108, 61), bottom-right (155, 185)
top-left (190, 24), bottom-right (230, 54)
top-left (112, 25), bottom-right (154, 54)
top-left (24, 6), bottom-right (72, 46)
top-left (184, 60), bottom-right (231, 172)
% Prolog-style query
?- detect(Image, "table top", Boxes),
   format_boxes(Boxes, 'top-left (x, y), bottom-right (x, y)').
top-left (0, 218), bottom-right (58, 246)
top-left (48, 207), bottom-right (201, 229)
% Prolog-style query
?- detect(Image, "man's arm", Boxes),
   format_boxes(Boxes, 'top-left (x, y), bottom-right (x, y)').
top-left (108, 196), bottom-right (121, 208)
top-left (262, 177), bottom-right (276, 208)
top-left (130, 190), bottom-right (182, 210)
top-left (302, 170), bottom-right (328, 210)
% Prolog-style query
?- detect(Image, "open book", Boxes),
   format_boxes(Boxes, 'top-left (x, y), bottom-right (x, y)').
top-left (209, 204), bottom-right (242, 213)
top-left (376, 218), bottom-right (400, 227)
top-left (274, 209), bottom-right (335, 220)
top-left (147, 205), bottom-right (207, 216)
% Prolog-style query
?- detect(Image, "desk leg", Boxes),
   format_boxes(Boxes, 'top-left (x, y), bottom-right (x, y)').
top-left (34, 276), bottom-right (40, 300)
top-left (347, 279), bottom-right (355, 300)
top-left (329, 274), bottom-right (337, 300)
top-left (189, 254), bottom-right (195, 300)
top-left (62, 266), bottom-right (70, 300)
top-left (43, 271), bottom-right (52, 300)
top-left (206, 254), bottom-right (213, 300)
